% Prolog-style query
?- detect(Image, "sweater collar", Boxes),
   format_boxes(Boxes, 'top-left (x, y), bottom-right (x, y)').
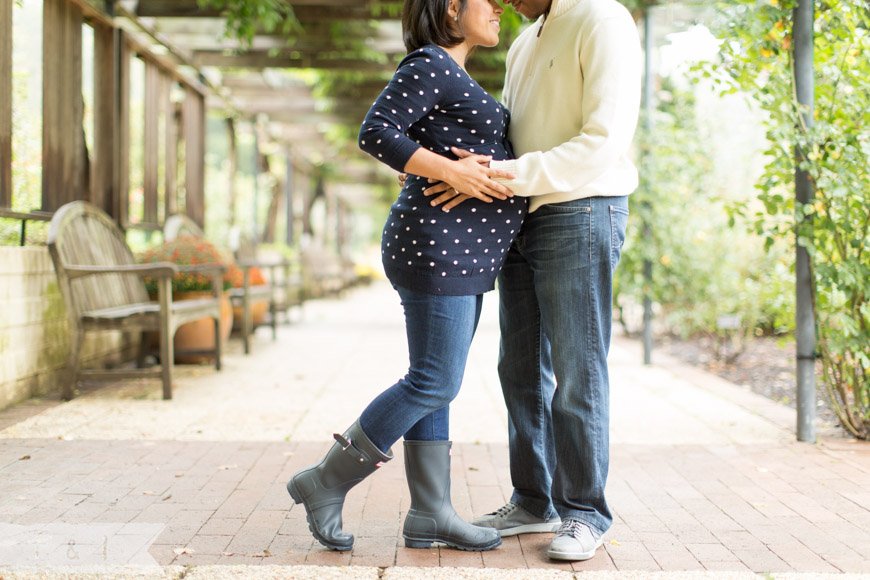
top-left (547, 0), bottom-right (581, 19)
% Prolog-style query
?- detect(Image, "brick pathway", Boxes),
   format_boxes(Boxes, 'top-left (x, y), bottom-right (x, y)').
top-left (1, 281), bottom-right (869, 577)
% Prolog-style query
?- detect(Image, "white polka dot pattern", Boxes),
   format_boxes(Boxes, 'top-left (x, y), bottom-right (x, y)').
top-left (359, 45), bottom-right (528, 296)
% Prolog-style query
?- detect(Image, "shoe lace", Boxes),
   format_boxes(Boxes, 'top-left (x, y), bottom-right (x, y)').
top-left (555, 518), bottom-right (586, 539)
top-left (493, 502), bottom-right (518, 517)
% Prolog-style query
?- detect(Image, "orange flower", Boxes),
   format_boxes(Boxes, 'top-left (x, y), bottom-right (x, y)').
top-left (137, 236), bottom-right (231, 295)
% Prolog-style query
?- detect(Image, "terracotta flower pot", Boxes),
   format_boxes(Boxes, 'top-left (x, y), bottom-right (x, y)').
top-left (173, 291), bottom-right (233, 364)
top-left (232, 299), bottom-right (269, 329)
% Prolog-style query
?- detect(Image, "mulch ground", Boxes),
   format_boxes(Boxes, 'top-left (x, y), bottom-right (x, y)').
top-left (660, 334), bottom-right (843, 430)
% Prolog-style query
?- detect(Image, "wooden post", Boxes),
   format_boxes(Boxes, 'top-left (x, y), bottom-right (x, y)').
top-left (284, 148), bottom-right (294, 246)
top-left (42, 0), bottom-right (84, 211)
top-left (0, 0), bottom-right (12, 208)
top-left (143, 60), bottom-right (159, 224)
top-left (157, 275), bottom-right (174, 400)
top-left (118, 36), bottom-right (131, 227)
top-left (227, 118), bottom-right (237, 226)
top-left (93, 21), bottom-right (117, 216)
top-left (184, 86), bottom-right (205, 227)
top-left (251, 120), bottom-right (260, 241)
top-left (162, 74), bottom-right (177, 217)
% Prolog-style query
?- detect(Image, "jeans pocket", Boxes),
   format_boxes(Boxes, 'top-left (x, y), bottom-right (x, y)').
top-left (609, 205), bottom-right (629, 269)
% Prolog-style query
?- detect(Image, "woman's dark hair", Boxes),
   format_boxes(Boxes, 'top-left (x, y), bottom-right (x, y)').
top-left (402, 0), bottom-right (468, 53)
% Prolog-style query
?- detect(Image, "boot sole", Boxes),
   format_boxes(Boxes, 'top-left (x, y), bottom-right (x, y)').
top-left (287, 479), bottom-right (353, 552)
top-left (403, 534), bottom-right (502, 552)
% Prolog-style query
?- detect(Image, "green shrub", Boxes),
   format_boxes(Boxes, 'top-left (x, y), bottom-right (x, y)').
top-left (615, 79), bottom-right (794, 348)
top-left (707, 0), bottom-right (870, 439)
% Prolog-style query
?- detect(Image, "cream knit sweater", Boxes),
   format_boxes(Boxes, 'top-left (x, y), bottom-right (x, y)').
top-left (491, 0), bottom-right (642, 213)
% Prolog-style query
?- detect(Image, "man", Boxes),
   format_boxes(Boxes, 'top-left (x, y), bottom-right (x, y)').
top-left (426, 0), bottom-right (642, 562)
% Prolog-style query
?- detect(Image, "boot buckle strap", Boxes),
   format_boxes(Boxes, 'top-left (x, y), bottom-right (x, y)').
top-left (333, 433), bottom-right (352, 450)
top-left (334, 433), bottom-right (367, 464)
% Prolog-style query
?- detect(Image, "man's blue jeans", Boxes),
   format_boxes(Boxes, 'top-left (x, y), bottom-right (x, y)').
top-left (497, 196), bottom-right (629, 536)
top-left (360, 285), bottom-right (484, 453)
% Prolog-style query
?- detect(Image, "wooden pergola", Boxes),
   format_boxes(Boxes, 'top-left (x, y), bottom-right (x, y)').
top-left (0, 0), bottom-right (442, 245)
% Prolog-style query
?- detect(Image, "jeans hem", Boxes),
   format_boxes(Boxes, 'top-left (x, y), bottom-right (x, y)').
top-left (510, 491), bottom-right (558, 521)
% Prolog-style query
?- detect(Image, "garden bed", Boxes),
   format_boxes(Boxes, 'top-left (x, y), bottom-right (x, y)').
top-left (660, 334), bottom-right (842, 430)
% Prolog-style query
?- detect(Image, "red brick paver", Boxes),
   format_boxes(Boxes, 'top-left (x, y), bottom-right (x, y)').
top-left (1, 436), bottom-right (869, 572)
top-left (1, 282), bottom-right (869, 575)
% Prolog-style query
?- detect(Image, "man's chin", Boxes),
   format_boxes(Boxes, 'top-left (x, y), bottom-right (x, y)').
top-left (509, 2), bottom-right (538, 20)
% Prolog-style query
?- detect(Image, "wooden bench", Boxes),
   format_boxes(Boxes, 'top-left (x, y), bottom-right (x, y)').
top-left (164, 215), bottom-right (298, 354)
top-left (48, 201), bottom-right (225, 400)
top-left (299, 242), bottom-right (352, 299)
top-left (232, 232), bottom-right (305, 324)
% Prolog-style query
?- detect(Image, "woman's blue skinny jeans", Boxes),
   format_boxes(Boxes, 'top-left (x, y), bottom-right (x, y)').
top-left (359, 284), bottom-right (483, 453)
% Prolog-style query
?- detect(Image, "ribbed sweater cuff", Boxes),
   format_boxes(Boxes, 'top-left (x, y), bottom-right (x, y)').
top-left (490, 159), bottom-right (517, 183)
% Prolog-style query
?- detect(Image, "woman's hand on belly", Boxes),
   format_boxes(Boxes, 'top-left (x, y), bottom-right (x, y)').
top-left (424, 147), bottom-right (516, 211)
top-left (403, 147), bottom-right (515, 207)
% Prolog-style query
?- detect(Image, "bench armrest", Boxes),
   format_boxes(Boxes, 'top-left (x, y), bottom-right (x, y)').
top-left (236, 258), bottom-right (290, 270)
top-left (65, 262), bottom-right (178, 280)
top-left (176, 263), bottom-right (227, 276)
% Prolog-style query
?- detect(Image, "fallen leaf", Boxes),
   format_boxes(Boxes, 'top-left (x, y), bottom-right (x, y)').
top-left (609, 540), bottom-right (621, 546)
top-left (162, 494), bottom-right (172, 501)
top-left (173, 548), bottom-right (194, 555)
top-left (19, 455), bottom-right (31, 461)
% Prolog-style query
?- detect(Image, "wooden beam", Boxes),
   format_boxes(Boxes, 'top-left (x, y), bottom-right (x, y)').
top-left (0, 0), bottom-right (11, 208)
top-left (193, 52), bottom-right (399, 72)
top-left (135, 0), bottom-right (401, 18)
top-left (151, 18), bottom-right (383, 39)
top-left (293, 5), bottom-right (401, 22)
top-left (66, 0), bottom-right (114, 27)
top-left (245, 110), bottom-right (355, 126)
top-left (219, 87), bottom-right (314, 100)
top-left (161, 31), bottom-right (385, 54)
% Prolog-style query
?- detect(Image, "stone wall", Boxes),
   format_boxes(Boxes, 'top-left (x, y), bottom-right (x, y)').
top-left (0, 247), bottom-right (134, 410)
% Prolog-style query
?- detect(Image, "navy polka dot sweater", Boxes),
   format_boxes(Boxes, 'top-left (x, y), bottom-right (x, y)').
top-left (359, 45), bottom-right (528, 296)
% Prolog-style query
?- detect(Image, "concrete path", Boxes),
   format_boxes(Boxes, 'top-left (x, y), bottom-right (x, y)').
top-left (0, 281), bottom-right (868, 579)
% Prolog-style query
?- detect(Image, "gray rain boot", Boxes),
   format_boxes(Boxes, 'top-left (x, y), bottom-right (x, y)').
top-left (402, 440), bottom-right (502, 551)
top-left (287, 420), bottom-right (392, 551)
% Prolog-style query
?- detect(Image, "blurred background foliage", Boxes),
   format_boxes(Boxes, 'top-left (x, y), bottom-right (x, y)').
top-left (5, 0), bottom-right (868, 435)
